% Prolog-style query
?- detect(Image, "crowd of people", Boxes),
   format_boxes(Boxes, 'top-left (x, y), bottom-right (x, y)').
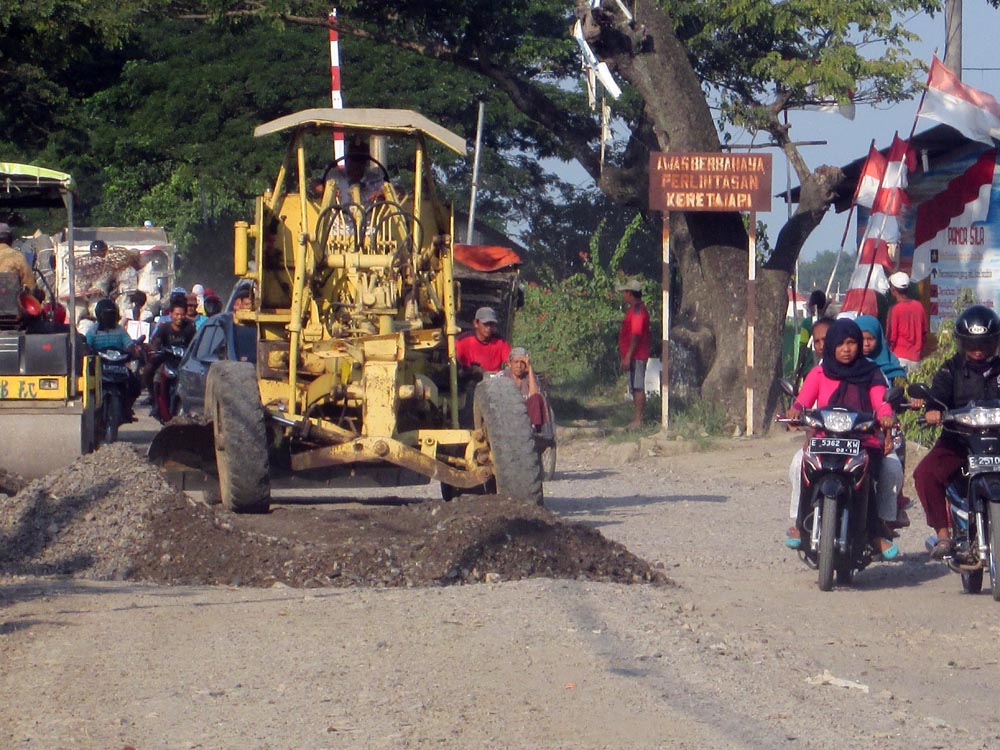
top-left (71, 245), bottom-right (228, 420)
top-left (784, 275), bottom-right (1000, 567)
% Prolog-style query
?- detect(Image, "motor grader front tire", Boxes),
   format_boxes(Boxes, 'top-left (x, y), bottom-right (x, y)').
top-left (206, 361), bottom-right (271, 513)
top-left (474, 377), bottom-right (544, 506)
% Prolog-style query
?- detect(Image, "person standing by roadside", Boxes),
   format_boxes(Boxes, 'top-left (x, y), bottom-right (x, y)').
top-left (617, 278), bottom-right (650, 430)
top-left (885, 271), bottom-right (927, 374)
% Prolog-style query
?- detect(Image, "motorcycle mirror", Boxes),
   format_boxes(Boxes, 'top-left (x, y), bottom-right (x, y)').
top-left (778, 378), bottom-right (797, 398)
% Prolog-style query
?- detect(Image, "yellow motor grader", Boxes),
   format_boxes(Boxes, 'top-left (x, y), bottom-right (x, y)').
top-left (150, 109), bottom-right (542, 511)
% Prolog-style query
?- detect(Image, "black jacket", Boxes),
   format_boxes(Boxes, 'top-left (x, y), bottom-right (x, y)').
top-left (928, 353), bottom-right (1000, 410)
top-left (151, 318), bottom-right (195, 350)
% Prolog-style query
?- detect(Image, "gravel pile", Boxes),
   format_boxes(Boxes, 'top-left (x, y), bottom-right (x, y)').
top-left (0, 444), bottom-right (668, 589)
top-left (0, 443), bottom-right (177, 579)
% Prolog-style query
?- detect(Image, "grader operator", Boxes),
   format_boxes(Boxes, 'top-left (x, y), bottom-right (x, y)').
top-left (150, 109), bottom-right (543, 511)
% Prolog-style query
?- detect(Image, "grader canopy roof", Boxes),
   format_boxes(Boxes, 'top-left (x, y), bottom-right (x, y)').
top-left (0, 163), bottom-right (74, 209)
top-left (253, 108), bottom-right (467, 154)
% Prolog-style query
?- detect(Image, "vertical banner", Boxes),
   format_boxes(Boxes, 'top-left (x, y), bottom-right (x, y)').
top-left (908, 147), bottom-right (999, 327)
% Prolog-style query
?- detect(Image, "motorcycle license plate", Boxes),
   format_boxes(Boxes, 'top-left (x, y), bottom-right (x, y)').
top-left (102, 364), bottom-right (128, 376)
top-left (809, 437), bottom-right (861, 456)
top-left (968, 454), bottom-right (1000, 471)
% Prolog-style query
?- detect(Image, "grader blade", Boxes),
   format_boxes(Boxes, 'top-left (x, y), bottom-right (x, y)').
top-left (147, 419), bottom-right (216, 475)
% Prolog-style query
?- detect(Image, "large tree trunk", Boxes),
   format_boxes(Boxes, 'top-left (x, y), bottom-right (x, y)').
top-left (581, 0), bottom-right (843, 431)
top-left (583, 0), bottom-right (763, 427)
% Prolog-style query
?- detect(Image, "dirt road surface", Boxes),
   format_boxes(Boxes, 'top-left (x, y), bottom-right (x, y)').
top-left (4, 423), bottom-right (1000, 750)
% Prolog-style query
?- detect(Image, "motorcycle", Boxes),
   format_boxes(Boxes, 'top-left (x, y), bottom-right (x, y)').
top-left (96, 348), bottom-right (136, 443)
top-left (152, 344), bottom-right (186, 424)
top-left (909, 382), bottom-right (1000, 598)
top-left (778, 381), bottom-right (903, 591)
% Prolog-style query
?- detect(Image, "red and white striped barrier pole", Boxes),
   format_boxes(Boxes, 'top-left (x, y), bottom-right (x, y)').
top-left (329, 9), bottom-right (345, 162)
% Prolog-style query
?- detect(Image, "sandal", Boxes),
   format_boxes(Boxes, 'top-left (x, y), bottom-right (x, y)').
top-left (930, 537), bottom-right (953, 560)
top-left (785, 526), bottom-right (801, 549)
top-left (875, 537), bottom-right (900, 561)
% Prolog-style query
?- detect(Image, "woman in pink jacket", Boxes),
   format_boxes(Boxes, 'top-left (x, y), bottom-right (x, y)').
top-left (785, 318), bottom-right (902, 558)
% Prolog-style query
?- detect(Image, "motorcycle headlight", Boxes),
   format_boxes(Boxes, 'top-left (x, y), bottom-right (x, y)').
top-left (819, 409), bottom-right (855, 433)
top-left (955, 406), bottom-right (1000, 428)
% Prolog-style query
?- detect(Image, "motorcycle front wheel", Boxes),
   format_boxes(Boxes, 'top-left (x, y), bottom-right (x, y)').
top-left (963, 568), bottom-right (984, 594)
top-left (104, 392), bottom-right (123, 444)
top-left (988, 503), bottom-right (1000, 600)
top-left (818, 495), bottom-right (838, 591)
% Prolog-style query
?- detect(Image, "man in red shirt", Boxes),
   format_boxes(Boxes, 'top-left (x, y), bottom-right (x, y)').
top-left (618, 279), bottom-right (651, 430)
top-left (886, 271), bottom-right (927, 374)
top-left (455, 306), bottom-right (511, 372)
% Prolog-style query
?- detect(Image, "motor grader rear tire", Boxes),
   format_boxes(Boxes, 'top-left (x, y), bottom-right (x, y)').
top-left (474, 377), bottom-right (544, 506)
top-left (206, 361), bottom-right (270, 513)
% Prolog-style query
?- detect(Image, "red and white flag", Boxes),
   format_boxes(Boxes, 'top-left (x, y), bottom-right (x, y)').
top-left (840, 264), bottom-right (890, 318)
top-left (841, 135), bottom-right (914, 317)
top-left (864, 133), bottom-right (914, 244)
top-left (918, 56), bottom-right (1000, 145)
top-left (854, 143), bottom-right (886, 209)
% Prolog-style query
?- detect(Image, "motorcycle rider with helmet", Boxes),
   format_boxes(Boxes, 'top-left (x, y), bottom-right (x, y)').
top-left (87, 298), bottom-right (142, 418)
top-left (914, 304), bottom-right (1000, 559)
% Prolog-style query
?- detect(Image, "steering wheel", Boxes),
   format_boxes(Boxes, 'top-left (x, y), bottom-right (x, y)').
top-left (322, 154), bottom-right (391, 186)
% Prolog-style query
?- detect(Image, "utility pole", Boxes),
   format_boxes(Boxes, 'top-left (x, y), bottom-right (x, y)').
top-left (945, 0), bottom-right (962, 78)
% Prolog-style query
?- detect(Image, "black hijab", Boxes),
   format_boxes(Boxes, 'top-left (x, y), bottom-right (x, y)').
top-left (820, 318), bottom-right (883, 411)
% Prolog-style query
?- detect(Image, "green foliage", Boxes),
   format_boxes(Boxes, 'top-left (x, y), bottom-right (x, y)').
top-left (512, 214), bottom-right (660, 388)
top-left (796, 250), bottom-right (853, 297)
top-left (669, 397), bottom-right (729, 446)
top-left (672, 0), bottom-right (942, 128)
top-left (0, 0), bottom-right (148, 151)
top-left (899, 289), bottom-right (974, 447)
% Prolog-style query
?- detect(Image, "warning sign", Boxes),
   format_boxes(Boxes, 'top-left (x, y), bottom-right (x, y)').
top-left (649, 152), bottom-right (772, 212)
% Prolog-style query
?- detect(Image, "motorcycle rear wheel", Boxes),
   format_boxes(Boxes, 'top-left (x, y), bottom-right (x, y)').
top-left (818, 495), bottom-right (838, 591)
top-left (988, 503), bottom-right (1000, 600)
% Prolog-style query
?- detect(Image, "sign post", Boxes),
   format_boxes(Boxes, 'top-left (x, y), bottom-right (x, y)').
top-left (661, 216), bottom-right (670, 431)
top-left (649, 152), bottom-right (772, 434)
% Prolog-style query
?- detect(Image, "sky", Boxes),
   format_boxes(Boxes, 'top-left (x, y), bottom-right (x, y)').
top-left (760, 4), bottom-right (1000, 263)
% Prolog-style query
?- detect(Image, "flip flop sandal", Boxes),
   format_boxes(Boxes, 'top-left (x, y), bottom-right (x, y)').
top-left (873, 538), bottom-right (900, 561)
top-left (785, 527), bottom-right (801, 549)
top-left (930, 538), bottom-right (953, 560)
top-left (880, 541), bottom-right (900, 560)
